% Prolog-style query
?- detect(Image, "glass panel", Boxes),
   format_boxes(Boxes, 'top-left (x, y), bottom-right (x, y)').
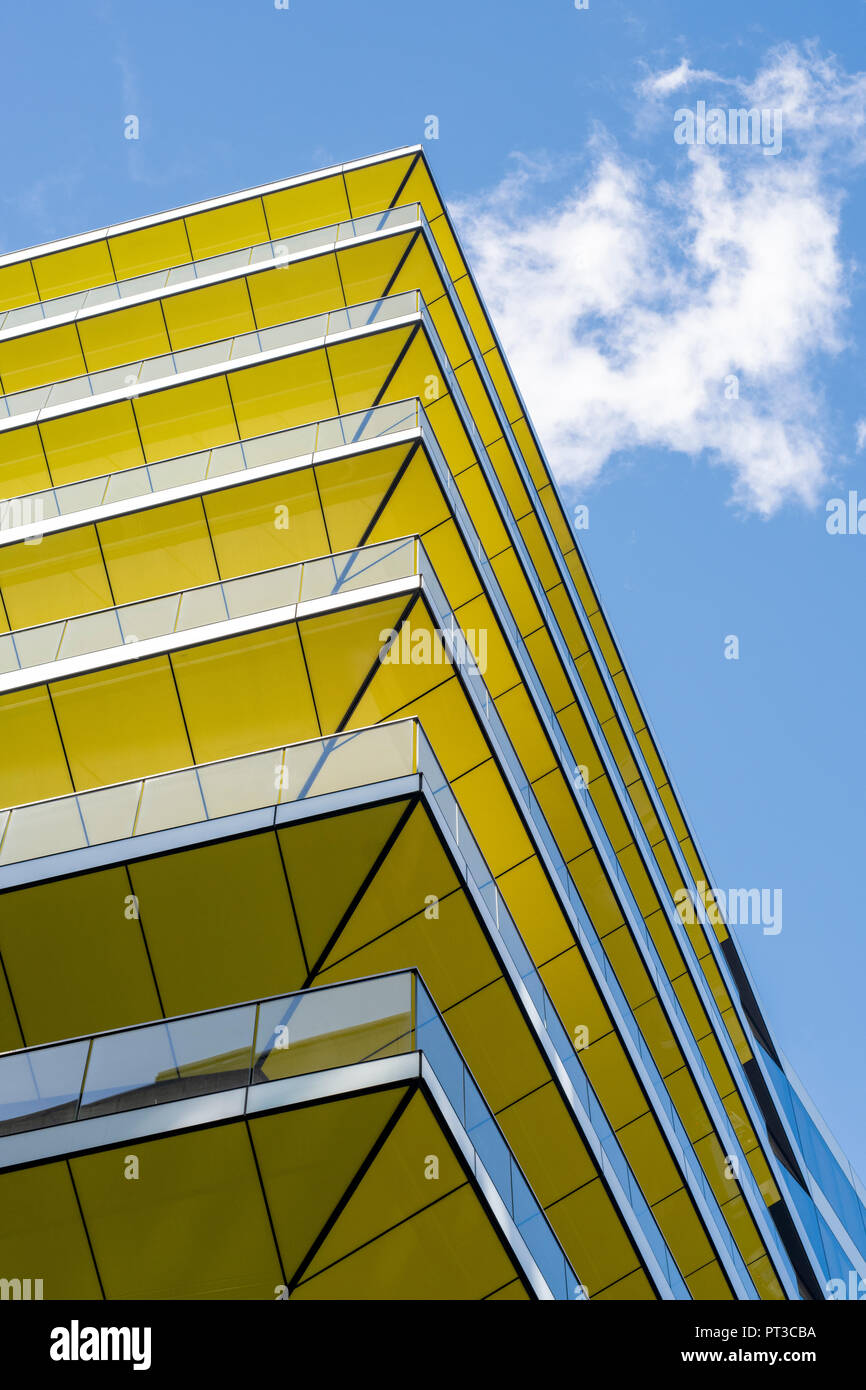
top-left (117, 594), bottom-right (181, 645)
top-left (134, 768), bottom-right (206, 836)
top-left (7, 622), bottom-right (66, 668)
top-left (56, 609), bottom-right (124, 661)
top-left (78, 781), bottom-right (143, 845)
top-left (196, 750), bottom-right (281, 819)
top-left (167, 1003), bottom-right (257, 1092)
top-left (224, 568), bottom-right (300, 619)
top-left (79, 1022), bottom-right (178, 1118)
top-left (254, 975), bottom-right (413, 1083)
top-left (0, 798), bottom-right (87, 863)
top-left (176, 586), bottom-right (229, 633)
top-left (56, 477), bottom-right (110, 513)
top-left (0, 1039), bottom-right (89, 1134)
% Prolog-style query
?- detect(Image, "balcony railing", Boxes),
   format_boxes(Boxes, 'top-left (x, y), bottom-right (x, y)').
top-left (0, 204), bottom-right (420, 336)
top-left (0, 967), bottom-right (579, 1300)
top-left (0, 289), bottom-right (421, 422)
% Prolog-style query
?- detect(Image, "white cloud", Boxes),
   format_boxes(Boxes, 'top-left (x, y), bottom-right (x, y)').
top-left (857, 419), bottom-right (866, 452)
top-left (454, 46), bottom-right (864, 516)
top-left (637, 57), bottom-right (731, 99)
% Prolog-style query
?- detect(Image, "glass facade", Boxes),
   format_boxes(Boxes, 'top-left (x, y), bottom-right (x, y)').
top-left (0, 145), bottom-right (860, 1301)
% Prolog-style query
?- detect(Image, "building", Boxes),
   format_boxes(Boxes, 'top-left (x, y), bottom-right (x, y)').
top-left (0, 147), bottom-right (861, 1302)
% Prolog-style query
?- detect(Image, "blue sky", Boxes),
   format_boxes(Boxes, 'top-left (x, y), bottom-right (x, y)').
top-left (1, 0), bottom-right (864, 1178)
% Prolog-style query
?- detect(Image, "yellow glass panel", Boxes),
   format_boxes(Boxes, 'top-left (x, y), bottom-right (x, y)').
top-left (694, 1132), bottom-right (742, 1207)
top-left (205, 469), bottom-right (328, 577)
top-left (653, 1187), bottom-right (714, 1276)
top-left (484, 346), bottom-right (524, 426)
top-left (376, 331), bottom-right (442, 413)
top-left (721, 1194), bottom-right (766, 1266)
top-left (0, 425), bottom-right (52, 496)
top-left (617, 1114), bottom-right (681, 1206)
top-left (427, 211), bottom-right (464, 283)
top-left (128, 833), bottom-right (305, 1016)
top-left (327, 326), bottom-right (412, 416)
top-left (31, 241), bottom-right (114, 299)
top-left (487, 1280), bottom-right (530, 1300)
top-left (0, 1164), bottom-right (101, 1299)
top-left (450, 979), bottom-right (553, 1116)
top-left (263, 175), bottom-right (351, 238)
top-left (617, 844), bottom-right (657, 916)
top-left (342, 233), bottom-right (426, 306)
top-left (580, 1031), bottom-right (647, 1129)
top-left (452, 270), bottom-right (496, 355)
top-left (523, 626), bottom-right (573, 712)
top-left (230, 352), bottom-right (337, 437)
top-left (569, 847), bottom-right (626, 936)
top-left (50, 657), bottom-right (192, 789)
top-left (511, 415), bottom-right (549, 489)
top-left (593, 1268), bottom-right (656, 1300)
top-left (247, 253), bottom-right (344, 330)
top-left (184, 198), bottom-right (269, 260)
top-left (539, 945), bottom-right (613, 1051)
top-left (134, 375), bottom-right (239, 462)
top-left (98, 497), bottom-right (217, 603)
top-left (497, 855), bottom-right (572, 964)
top-left (498, 1082), bottom-right (597, 1206)
top-left (170, 623), bottom-right (320, 763)
top-left (0, 967), bottom-right (22, 1052)
top-left (666, 1065), bottom-right (712, 1144)
top-left (0, 867), bottom-right (161, 1044)
top-left (603, 925), bottom-right (655, 1011)
top-left (494, 684), bottom-right (556, 783)
top-left (633, 995), bottom-right (684, 1080)
top-left (72, 1124), bottom-right (283, 1298)
top-left (0, 686), bottom-right (73, 806)
top-left (0, 259), bottom-right (39, 312)
top-left (532, 768), bottom-right (593, 863)
top-left (163, 277), bottom-right (256, 351)
top-left (304, 1091), bottom-right (465, 1278)
top-left (450, 757), bottom-right (531, 878)
top-left (336, 235), bottom-right (410, 306)
top-left (368, 447), bottom-right (448, 542)
top-left (744, 1142), bottom-right (780, 1205)
top-left (547, 582), bottom-right (589, 660)
top-left (108, 219), bottom-right (192, 279)
top-left (352, 672), bottom-right (488, 784)
top-left (699, 1032), bottom-right (735, 1098)
top-left (294, 1179), bottom-right (517, 1301)
top-left (0, 323), bottom-right (85, 393)
top-left (344, 155), bottom-right (414, 218)
top-left (748, 1253), bottom-right (785, 1300)
top-left (250, 1087), bottom-right (406, 1281)
top-left (280, 800), bottom-right (409, 970)
top-left (0, 526), bottom-right (111, 626)
top-left (315, 442), bottom-right (411, 553)
top-left (39, 399), bottom-right (144, 484)
top-left (686, 1261), bottom-right (733, 1300)
top-left (424, 394), bottom-right (476, 476)
top-left (549, 1176), bottom-right (640, 1297)
top-left (490, 546), bottom-right (542, 636)
top-left (427, 293), bottom-right (472, 372)
top-left (78, 300), bottom-right (170, 373)
top-left (299, 594), bottom-right (415, 733)
top-left (324, 883), bottom-right (498, 1018)
top-left (398, 159), bottom-right (445, 222)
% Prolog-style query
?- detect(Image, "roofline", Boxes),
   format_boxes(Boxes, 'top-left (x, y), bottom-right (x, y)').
top-left (0, 144), bottom-right (426, 270)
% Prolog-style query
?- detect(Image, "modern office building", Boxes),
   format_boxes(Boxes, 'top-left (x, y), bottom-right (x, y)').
top-left (0, 147), bottom-right (861, 1301)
